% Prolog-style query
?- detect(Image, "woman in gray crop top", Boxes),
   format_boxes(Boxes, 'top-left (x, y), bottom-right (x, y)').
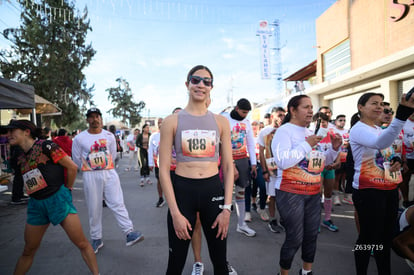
top-left (158, 65), bottom-right (234, 274)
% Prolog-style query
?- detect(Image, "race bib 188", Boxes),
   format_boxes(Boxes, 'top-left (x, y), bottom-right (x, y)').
top-left (182, 130), bottom-right (217, 158)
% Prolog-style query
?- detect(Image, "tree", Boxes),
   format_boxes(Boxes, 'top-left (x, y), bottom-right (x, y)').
top-left (106, 77), bottom-right (146, 128)
top-left (0, 0), bottom-right (96, 127)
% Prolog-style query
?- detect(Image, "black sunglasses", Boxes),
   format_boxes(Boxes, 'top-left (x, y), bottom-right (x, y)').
top-left (384, 109), bottom-right (394, 115)
top-left (189, 75), bottom-right (213, 87)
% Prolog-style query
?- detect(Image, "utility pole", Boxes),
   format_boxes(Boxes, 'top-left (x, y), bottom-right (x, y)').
top-left (270, 19), bottom-right (283, 95)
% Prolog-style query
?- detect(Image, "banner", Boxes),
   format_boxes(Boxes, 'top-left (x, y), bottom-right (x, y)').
top-left (256, 20), bottom-right (272, 79)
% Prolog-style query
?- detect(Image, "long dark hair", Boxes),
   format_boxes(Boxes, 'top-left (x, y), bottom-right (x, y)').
top-left (350, 113), bottom-right (360, 128)
top-left (281, 95), bottom-right (310, 125)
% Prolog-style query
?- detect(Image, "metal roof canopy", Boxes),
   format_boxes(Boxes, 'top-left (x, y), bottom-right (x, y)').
top-left (283, 60), bottom-right (317, 81)
top-left (0, 77), bottom-right (62, 125)
top-left (0, 77), bottom-right (35, 109)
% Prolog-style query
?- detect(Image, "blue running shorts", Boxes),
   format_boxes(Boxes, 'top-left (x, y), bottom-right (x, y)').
top-left (27, 185), bottom-right (77, 226)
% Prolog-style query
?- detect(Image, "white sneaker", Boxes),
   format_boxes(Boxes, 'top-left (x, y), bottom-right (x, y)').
top-left (244, 212), bottom-right (252, 222)
top-left (191, 262), bottom-right (204, 275)
top-left (227, 262), bottom-right (238, 275)
top-left (333, 195), bottom-right (341, 206)
top-left (140, 178), bottom-right (144, 187)
top-left (257, 208), bottom-right (270, 221)
top-left (236, 223), bottom-right (256, 237)
top-left (146, 177), bottom-right (152, 185)
top-left (406, 259), bottom-right (414, 271)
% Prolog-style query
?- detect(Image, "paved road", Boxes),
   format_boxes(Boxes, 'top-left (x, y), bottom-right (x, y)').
top-left (0, 155), bottom-right (412, 274)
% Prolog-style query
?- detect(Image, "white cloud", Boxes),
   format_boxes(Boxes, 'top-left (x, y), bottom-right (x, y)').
top-left (222, 37), bottom-right (235, 49)
top-left (222, 53), bottom-right (234, 59)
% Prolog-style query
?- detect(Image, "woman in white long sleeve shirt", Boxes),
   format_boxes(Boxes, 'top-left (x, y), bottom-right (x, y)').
top-left (271, 95), bottom-right (341, 275)
top-left (350, 92), bottom-right (414, 275)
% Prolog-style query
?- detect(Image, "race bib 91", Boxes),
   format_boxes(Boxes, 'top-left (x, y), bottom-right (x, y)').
top-left (383, 161), bottom-right (402, 183)
top-left (23, 168), bottom-right (48, 195)
top-left (182, 130), bottom-right (217, 158)
top-left (266, 157), bottom-right (277, 171)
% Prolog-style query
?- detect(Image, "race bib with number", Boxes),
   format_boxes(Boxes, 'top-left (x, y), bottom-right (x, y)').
top-left (23, 168), bottom-right (48, 195)
top-left (308, 151), bottom-right (325, 173)
top-left (88, 151), bottom-right (108, 170)
top-left (383, 161), bottom-right (403, 183)
top-left (266, 157), bottom-right (277, 170)
top-left (182, 130), bottom-right (217, 158)
top-left (266, 157), bottom-right (278, 176)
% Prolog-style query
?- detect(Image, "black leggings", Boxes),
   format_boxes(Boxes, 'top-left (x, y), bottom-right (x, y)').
top-left (275, 189), bottom-right (321, 270)
top-left (166, 174), bottom-right (228, 275)
top-left (139, 148), bottom-right (150, 176)
top-left (352, 188), bottom-right (399, 275)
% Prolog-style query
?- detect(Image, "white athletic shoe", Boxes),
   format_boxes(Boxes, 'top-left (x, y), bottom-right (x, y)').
top-left (244, 212), bottom-right (252, 222)
top-left (191, 262), bottom-right (204, 275)
top-left (406, 259), bottom-right (414, 271)
top-left (227, 262), bottom-right (238, 275)
top-left (333, 195), bottom-right (341, 206)
top-left (237, 223), bottom-right (256, 237)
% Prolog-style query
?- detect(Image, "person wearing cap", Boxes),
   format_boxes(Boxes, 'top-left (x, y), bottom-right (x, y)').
top-left (72, 108), bottom-right (144, 254)
top-left (6, 119), bottom-right (99, 275)
top-left (222, 98), bottom-right (257, 237)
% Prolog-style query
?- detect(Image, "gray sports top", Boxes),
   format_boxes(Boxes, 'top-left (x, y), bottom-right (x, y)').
top-left (174, 109), bottom-right (220, 162)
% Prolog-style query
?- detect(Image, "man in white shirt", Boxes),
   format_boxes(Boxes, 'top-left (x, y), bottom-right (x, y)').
top-left (222, 98), bottom-right (257, 237)
top-left (72, 108), bottom-right (144, 254)
top-left (258, 107), bottom-right (286, 233)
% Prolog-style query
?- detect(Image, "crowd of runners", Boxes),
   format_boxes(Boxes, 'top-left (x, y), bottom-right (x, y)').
top-left (2, 65), bottom-right (414, 275)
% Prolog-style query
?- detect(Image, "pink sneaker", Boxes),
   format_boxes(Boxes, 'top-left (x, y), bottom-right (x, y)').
top-left (342, 197), bottom-right (353, 205)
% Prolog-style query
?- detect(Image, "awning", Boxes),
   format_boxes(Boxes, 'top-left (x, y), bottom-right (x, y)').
top-left (0, 77), bottom-right (35, 109)
top-left (34, 94), bottom-right (62, 116)
top-left (15, 95), bottom-right (62, 116)
top-left (283, 60), bottom-right (317, 81)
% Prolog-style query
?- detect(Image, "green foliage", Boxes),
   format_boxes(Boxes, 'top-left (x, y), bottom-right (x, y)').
top-left (0, 0), bottom-right (96, 127)
top-left (106, 77), bottom-right (145, 128)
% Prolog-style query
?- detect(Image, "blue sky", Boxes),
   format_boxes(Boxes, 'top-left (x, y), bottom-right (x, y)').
top-left (0, 0), bottom-right (336, 122)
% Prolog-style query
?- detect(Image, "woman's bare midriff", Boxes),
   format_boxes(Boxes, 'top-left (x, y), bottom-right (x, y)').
top-left (175, 161), bottom-right (219, 179)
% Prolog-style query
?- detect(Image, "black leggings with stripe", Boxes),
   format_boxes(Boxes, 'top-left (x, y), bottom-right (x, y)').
top-left (275, 189), bottom-right (321, 270)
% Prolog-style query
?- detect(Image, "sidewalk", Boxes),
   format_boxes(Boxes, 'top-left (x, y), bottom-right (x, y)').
top-left (0, 154), bottom-right (412, 274)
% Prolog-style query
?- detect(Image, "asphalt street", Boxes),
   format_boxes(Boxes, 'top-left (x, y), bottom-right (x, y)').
top-left (0, 154), bottom-right (412, 275)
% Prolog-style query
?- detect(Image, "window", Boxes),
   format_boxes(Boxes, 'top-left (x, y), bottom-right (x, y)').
top-left (323, 39), bottom-right (351, 81)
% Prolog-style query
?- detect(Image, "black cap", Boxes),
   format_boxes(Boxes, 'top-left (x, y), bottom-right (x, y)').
top-left (236, 98), bottom-right (251, 111)
top-left (5, 120), bottom-right (36, 132)
top-left (86, 107), bottom-right (102, 117)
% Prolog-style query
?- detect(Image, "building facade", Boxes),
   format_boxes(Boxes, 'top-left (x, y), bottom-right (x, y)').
top-left (305, 0), bottom-right (414, 127)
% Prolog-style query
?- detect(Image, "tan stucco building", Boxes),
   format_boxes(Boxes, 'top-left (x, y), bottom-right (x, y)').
top-left (290, 0), bottom-right (414, 128)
